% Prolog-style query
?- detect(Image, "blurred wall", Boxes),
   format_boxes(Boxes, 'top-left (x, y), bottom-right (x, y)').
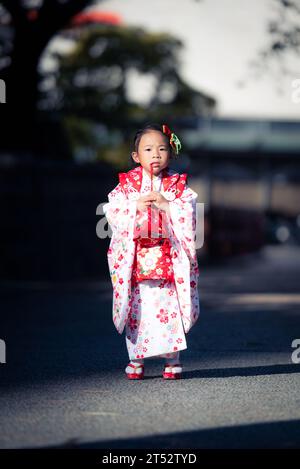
top-left (0, 159), bottom-right (116, 282)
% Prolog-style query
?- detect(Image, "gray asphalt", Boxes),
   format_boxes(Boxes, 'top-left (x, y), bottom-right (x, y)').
top-left (1, 245), bottom-right (300, 449)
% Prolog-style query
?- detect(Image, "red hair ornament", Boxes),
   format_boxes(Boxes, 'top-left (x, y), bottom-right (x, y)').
top-left (162, 124), bottom-right (182, 155)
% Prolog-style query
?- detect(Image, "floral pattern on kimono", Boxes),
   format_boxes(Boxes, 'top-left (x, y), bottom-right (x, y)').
top-left (125, 279), bottom-right (187, 360)
top-left (103, 165), bottom-right (200, 339)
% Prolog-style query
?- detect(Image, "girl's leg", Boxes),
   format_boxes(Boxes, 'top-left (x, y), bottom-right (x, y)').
top-left (130, 357), bottom-right (144, 365)
top-left (165, 351), bottom-right (180, 365)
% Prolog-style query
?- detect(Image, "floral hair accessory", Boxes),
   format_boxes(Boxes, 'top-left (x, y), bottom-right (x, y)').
top-left (162, 124), bottom-right (182, 155)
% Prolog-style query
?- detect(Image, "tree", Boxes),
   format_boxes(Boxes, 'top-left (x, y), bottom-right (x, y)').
top-left (40, 24), bottom-right (215, 164)
top-left (249, 0), bottom-right (300, 83)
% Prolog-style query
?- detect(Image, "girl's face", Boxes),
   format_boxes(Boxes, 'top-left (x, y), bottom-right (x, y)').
top-left (131, 130), bottom-right (171, 178)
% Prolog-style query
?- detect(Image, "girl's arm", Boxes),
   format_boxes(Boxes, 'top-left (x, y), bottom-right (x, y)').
top-left (167, 185), bottom-right (199, 266)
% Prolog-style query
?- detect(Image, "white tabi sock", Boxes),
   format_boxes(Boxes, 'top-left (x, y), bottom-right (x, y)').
top-left (125, 358), bottom-right (144, 374)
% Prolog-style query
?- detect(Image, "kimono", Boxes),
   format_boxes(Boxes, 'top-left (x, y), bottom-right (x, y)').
top-left (103, 164), bottom-right (200, 360)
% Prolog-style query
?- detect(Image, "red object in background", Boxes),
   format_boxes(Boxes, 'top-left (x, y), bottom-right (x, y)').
top-left (71, 11), bottom-right (122, 27)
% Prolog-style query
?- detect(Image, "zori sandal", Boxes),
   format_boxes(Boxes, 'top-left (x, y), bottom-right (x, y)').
top-left (163, 363), bottom-right (182, 379)
top-left (125, 362), bottom-right (144, 380)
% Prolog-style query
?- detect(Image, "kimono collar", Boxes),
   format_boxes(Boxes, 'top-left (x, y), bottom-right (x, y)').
top-left (142, 166), bottom-right (162, 182)
top-left (118, 164), bottom-right (187, 200)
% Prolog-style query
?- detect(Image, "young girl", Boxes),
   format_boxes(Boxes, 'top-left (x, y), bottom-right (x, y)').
top-left (103, 123), bottom-right (200, 380)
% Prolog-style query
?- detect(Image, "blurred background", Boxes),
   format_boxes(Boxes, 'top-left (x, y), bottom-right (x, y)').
top-left (1, 0), bottom-right (300, 280)
top-left (1, 0), bottom-right (300, 281)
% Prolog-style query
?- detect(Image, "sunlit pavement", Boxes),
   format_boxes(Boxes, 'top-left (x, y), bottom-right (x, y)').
top-left (1, 245), bottom-right (300, 449)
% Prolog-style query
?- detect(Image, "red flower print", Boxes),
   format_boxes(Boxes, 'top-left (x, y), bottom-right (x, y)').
top-left (118, 254), bottom-right (124, 261)
top-left (108, 248), bottom-right (112, 254)
top-left (145, 338), bottom-right (149, 343)
top-left (179, 217), bottom-right (185, 223)
top-left (171, 312), bottom-right (177, 318)
top-left (173, 346), bottom-right (178, 351)
top-left (119, 278), bottom-right (124, 284)
top-left (136, 354), bottom-right (144, 358)
top-left (143, 347), bottom-right (147, 352)
top-left (190, 281), bottom-right (196, 288)
top-left (128, 317), bottom-right (137, 332)
top-left (177, 277), bottom-right (184, 284)
top-left (114, 263), bottom-right (119, 269)
top-left (176, 338), bottom-right (183, 343)
top-left (159, 280), bottom-right (167, 288)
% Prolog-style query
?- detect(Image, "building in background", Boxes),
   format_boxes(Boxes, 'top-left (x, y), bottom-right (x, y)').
top-left (173, 117), bottom-right (300, 258)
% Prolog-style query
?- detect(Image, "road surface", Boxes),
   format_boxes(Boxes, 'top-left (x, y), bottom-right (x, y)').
top-left (1, 245), bottom-right (300, 449)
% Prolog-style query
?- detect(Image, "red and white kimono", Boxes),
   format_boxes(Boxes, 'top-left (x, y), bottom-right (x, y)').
top-left (103, 164), bottom-right (200, 360)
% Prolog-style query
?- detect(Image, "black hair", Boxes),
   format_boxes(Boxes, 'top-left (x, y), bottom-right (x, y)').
top-left (131, 123), bottom-right (178, 165)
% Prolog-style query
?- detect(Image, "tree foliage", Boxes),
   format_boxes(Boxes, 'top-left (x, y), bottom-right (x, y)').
top-left (44, 24), bottom-right (215, 125)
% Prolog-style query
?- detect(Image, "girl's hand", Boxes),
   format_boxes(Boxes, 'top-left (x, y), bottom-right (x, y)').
top-left (147, 191), bottom-right (170, 213)
top-left (136, 194), bottom-right (157, 212)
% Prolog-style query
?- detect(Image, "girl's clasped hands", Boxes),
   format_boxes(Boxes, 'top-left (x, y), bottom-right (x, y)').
top-left (136, 191), bottom-right (170, 213)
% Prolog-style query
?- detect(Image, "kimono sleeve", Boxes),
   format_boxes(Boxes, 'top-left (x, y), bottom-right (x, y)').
top-left (167, 185), bottom-right (198, 266)
top-left (102, 182), bottom-right (138, 336)
top-left (102, 182), bottom-right (138, 236)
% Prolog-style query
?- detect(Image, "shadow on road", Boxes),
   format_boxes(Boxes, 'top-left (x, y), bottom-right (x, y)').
top-left (146, 363), bottom-right (299, 380)
top-left (38, 418), bottom-right (300, 449)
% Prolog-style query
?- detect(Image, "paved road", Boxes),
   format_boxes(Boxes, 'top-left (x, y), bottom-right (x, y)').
top-left (1, 245), bottom-right (300, 449)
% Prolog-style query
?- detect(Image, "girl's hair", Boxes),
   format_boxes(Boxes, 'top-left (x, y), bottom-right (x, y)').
top-left (131, 123), bottom-right (177, 162)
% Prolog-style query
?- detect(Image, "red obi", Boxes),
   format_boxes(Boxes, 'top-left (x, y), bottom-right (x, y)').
top-left (133, 205), bottom-right (169, 239)
top-left (132, 237), bottom-right (174, 284)
top-left (117, 165), bottom-right (188, 285)
top-left (132, 207), bottom-right (174, 284)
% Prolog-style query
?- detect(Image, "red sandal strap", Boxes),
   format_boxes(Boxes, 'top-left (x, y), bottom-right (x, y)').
top-left (127, 363), bottom-right (144, 369)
